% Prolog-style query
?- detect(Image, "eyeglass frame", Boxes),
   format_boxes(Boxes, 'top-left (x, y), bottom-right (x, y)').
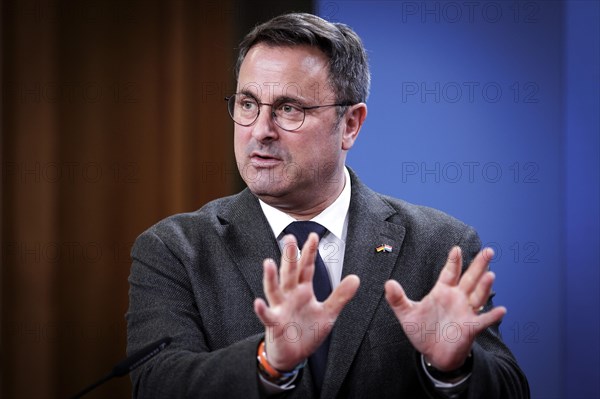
top-left (225, 93), bottom-right (356, 132)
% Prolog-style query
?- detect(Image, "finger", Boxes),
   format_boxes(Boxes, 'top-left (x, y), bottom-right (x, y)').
top-left (263, 259), bottom-right (284, 305)
top-left (253, 297), bottom-right (275, 326)
top-left (323, 274), bottom-right (360, 316)
top-left (474, 306), bottom-right (507, 333)
top-left (469, 271), bottom-right (495, 311)
top-left (298, 233), bottom-right (318, 284)
top-left (280, 235), bottom-right (300, 291)
top-left (437, 246), bottom-right (462, 286)
top-left (384, 280), bottom-right (413, 316)
top-left (458, 247), bottom-right (494, 294)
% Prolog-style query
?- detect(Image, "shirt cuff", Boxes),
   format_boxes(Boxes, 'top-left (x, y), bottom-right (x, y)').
top-left (420, 353), bottom-right (472, 389)
top-left (258, 370), bottom-right (300, 394)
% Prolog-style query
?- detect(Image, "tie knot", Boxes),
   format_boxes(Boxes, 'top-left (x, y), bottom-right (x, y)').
top-left (283, 221), bottom-right (327, 248)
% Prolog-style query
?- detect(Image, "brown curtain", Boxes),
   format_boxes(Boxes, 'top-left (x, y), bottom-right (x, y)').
top-left (1, 1), bottom-right (311, 398)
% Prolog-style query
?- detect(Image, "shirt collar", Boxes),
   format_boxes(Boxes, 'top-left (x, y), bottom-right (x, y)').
top-left (259, 167), bottom-right (351, 241)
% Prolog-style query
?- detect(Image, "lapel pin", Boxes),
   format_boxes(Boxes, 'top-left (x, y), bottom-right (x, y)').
top-left (376, 244), bottom-right (393, 253)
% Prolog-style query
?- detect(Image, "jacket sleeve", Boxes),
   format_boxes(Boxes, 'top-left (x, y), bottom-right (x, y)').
top-left (126, 229), bottom-right (265, 399)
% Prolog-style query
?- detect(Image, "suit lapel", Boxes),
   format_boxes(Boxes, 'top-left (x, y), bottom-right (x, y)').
top-left (215, 189), bottom-right (281, 300)
top-left (321, 171), bottom-right (406, 398)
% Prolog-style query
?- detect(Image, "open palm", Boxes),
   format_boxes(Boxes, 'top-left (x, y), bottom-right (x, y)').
top-left (254, 233), bottom-right (360, 371)
top-left (385, 246), bottom-right (506, 371)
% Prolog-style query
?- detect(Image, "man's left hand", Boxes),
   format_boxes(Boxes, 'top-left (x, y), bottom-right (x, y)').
top-left (384, 246), bottom-right (506, 371)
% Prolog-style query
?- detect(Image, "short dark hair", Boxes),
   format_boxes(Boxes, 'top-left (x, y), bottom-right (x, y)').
top-left (235, 13), bottom-right (370, 105)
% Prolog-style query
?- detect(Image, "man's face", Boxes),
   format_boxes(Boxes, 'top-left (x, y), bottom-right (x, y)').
top-left (234, 44), bottom-right (350, 214)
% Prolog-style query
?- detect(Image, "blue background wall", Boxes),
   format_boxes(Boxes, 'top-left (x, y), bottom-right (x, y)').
top-left (316, 1), bottom-right (599, 398)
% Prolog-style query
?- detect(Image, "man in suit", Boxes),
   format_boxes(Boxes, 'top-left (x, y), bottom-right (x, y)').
top-left (126, 13), bottom-right (529, 398)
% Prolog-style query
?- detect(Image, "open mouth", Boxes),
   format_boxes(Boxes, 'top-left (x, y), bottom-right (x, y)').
top-left (250, 153), bottom-right (282, 167)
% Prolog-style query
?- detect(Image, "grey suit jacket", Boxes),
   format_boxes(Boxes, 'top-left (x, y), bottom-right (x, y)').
top-left (126, 170), bottom-right (529, 398)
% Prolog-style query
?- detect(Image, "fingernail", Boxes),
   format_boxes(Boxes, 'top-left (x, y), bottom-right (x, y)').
top-left (484, 248), bottom-right (495, 261)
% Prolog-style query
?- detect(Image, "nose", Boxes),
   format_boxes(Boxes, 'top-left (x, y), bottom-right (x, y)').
top-left (251, 105), bottom-right (279, 142)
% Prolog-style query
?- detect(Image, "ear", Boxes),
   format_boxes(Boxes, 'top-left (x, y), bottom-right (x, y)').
top-left (341, 103), bottom-right (367, 150)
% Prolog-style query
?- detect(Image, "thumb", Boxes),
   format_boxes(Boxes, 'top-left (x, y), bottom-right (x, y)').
top-left (385, 280), bottom-right (413, 317)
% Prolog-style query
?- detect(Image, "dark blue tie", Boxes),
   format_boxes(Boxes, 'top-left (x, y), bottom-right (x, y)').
top-left (283, 221), bottom-right (331, 395)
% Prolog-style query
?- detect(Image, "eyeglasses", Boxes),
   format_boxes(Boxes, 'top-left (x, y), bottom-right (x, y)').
top-left (225, 94), bottom-right (354, 131)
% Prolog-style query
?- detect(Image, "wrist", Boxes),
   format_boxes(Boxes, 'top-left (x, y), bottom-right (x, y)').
top-left (257, 339), bottom-right (306, 385)
top-left (422, 351), bottom-right (473, 383)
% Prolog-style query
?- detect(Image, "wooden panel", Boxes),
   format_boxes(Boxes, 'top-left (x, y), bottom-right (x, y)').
top-left (1, 1), bottom-right (236, 397)
top-left (1, 0), bottom-right (312, 397)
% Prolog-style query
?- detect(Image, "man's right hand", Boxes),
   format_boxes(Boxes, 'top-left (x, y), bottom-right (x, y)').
top-left (253, 233), bottom-right (360, 371)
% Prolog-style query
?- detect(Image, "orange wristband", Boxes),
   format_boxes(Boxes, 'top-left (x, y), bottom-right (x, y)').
top-left (257, 340), bottom-right (282, 379)
top-left (257, 339), bottom-right (307, 384)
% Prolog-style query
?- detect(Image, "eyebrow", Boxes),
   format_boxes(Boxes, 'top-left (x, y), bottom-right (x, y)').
top-left (238, 90), bottom-right (306, 106)
top-left (238, 90), bottom-right (260, 100)
top-left (273, 95), bottom-right (305, 106)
